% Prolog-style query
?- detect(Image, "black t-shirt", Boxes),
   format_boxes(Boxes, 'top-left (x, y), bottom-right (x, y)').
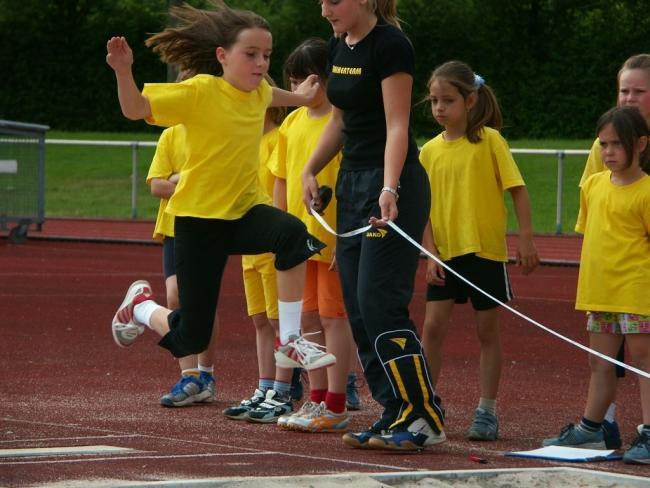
top-left (326, 21), bottom-right (420, 171)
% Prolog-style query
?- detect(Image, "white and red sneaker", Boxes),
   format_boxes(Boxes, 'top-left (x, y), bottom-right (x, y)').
top-left (274, 334), bottom-right (336, 371)
top-left (111, 280), bottom-right (153, 348)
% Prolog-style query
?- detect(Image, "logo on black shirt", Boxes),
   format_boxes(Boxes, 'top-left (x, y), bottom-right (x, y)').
top-left (331, 65), bottom-right (362, 76)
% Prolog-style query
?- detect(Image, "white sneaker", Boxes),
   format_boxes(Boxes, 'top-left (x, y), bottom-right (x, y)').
top-left (112, 280), bottom-right (153, 348)
top-left (278, 401), bottom-right (319, 429)
top-left (274, 334), bottom-right (336, 371)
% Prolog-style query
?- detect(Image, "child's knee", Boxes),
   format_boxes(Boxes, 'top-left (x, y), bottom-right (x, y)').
top-left (274, 220), bottom-right (325, 271)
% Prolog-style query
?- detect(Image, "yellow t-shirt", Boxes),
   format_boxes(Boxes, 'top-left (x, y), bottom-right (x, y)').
top-left (268, 107), bottom-right (341, 263)
top-left (146, 125), bottom-right (186, 240)
top-left (142, 75), bottom-right (272, 219)
top-left (579, 138), bottom-right (604, 187)
top-left (242, 128), bottom-right (278, 271)
top-left (419, 127), bottom-right (525, 262)
top-left (575, 171), bottom-right (650, 315)
top-left (257, 127), bottom-right (279, 200)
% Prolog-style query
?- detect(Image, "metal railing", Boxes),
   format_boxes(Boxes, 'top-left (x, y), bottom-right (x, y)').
top-left (45, 139), bottom-right (590, 233)
top-left (510, 148), bottom-right (589, 234)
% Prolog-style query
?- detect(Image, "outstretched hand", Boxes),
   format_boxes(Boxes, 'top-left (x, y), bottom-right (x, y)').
top-left (106, 37), bottom-right (133, 74)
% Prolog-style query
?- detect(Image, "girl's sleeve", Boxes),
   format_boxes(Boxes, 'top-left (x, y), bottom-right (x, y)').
top-left (575, 183), bottom-right (589, 234)
top-left (267, 121), bottom-right (288, 179)
top-left (579, 138), bottom-right (604, 187)
top-left (146, 128), bottom-right (173, 183)
top-left (492, 132), bottom-right (524, 190)
top-left (142, 80), bottom-right (197, 127)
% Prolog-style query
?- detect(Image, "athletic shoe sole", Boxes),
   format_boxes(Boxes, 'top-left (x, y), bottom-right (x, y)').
top-left (368, 431), bottom-right (447, 451)
top-left (161, 390), bottom-right (213, 408)
top-left (111, 280), bottom-right (150, 348)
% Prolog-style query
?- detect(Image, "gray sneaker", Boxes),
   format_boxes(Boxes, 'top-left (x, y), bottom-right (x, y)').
top-left (467, 408), bottom-right (499, 441)
top-left (542, 423), bottom-right (606, 449)
top-left (623, 431), bottom-right (650, 465)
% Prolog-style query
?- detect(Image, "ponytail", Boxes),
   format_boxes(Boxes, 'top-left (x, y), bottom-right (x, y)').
top-left (370, 0), bottom-right (401, 29)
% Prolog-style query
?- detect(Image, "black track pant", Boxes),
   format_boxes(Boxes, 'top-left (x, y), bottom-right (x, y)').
top-left (158, 204), bottom-right (325, 358)
top-left (335, 164), bottom-right (444, 433)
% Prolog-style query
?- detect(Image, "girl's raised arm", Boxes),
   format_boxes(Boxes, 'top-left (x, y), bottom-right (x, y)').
top-left (270, 74), bottom-right (320, 108)
top-left (106, 37), bottom-right (151, 121)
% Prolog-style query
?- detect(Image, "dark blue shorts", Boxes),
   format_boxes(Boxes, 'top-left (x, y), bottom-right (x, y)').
top-left (162, 236), bottom-right (175, 279)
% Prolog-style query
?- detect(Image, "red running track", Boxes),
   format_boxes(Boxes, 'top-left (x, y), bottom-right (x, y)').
top-left (0, 234), bottom-right (645, 486)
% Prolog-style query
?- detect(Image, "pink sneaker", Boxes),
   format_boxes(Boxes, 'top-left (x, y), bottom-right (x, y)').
top-left (111, 280), bottom-right (153, 348)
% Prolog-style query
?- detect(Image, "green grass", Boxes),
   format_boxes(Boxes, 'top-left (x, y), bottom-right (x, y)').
top-left (42, 131), bottom-right (593, 233)
top-left (46, 130), bottom-right (160, 219)
top-left (506, 138), bottom-right (593, 235)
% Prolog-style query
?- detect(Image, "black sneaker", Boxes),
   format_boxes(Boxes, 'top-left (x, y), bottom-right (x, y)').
top-left (222, 389), bottom-right (266, 420)
top-left (246, 390), bottom-right (293, 424)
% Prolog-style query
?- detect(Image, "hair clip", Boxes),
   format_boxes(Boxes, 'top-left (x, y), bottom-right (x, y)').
top-left (474, 73), bottom-right (485, 90)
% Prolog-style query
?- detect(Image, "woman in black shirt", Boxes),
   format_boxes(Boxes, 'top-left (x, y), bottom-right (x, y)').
top-left (302, 0), bottom-right (445, 451)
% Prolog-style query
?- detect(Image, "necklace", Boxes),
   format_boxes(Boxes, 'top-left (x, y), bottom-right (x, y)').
top-left (344, 16), bottom-right (377, 51)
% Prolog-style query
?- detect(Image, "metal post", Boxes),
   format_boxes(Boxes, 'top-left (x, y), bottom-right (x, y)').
top-left (555, 151), bottom-right (565, 234)
top-left (131, 142), bottom-right (138, 219)
top-left (37, 131), bottom-right (46, 230)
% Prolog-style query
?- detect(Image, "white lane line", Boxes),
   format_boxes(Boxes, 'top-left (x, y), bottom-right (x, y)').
top-left (0, 418), bottom-right (413, 472)
top-left (0, 435), bottom-right (141, 444)
top-left (0, 451), bottom-right (412, 471)
top-left (0, 445), bottom-right (137, 458)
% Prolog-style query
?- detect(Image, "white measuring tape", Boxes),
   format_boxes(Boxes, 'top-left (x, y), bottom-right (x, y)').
top-left (310, 206), bottom-right (650, 379)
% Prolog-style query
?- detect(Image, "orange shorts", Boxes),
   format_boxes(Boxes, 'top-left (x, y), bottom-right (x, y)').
top-left (302, 260), bottom-right (347, 319)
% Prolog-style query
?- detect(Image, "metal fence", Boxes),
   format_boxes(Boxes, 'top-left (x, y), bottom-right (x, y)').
top-left (1, 120), bottom-right (49, 242)
top-left (45, 139), bottom-right (590, 234)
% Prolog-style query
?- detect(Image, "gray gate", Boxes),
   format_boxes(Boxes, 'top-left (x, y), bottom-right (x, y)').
top-left (0, 120), bottom-right (49, 243)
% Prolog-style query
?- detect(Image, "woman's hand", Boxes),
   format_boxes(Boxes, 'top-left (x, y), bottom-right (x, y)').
top-left (369, 190), bottom-right (398, 227)
top-left (302, 171), bottom-right (320, 213)
top-left (106, 37), bottom-right (133, 74)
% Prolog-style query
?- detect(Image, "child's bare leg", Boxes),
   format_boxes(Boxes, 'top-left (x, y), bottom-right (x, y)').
top-left (277, 263), bottom-right (306, 302)
top-left (422, 299), bottom-right (454, 386)
top-left (303, 311), bottom-right (328, 392)
top-left (251, 313), bottom-right (276, 380)
top-left (625, 334), bottom-right (650, 424)
top-left (584, 333), bottom-right (623, 422)
top-left (322, 317), bottom-right (353, 394)
top-left (475, 308), bottom-right (501, 401)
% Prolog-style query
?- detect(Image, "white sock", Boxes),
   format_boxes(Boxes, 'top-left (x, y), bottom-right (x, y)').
top-left (133, 300), bottom-right (160, 328)
top-left (278, 300), bottom-right (302, 344)
top-left (198, 364), bottom-right (214, 374)
top-left (478, 397), bottom-right (497, 416)
top-left (605, 403), bottom-right (616, 423)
